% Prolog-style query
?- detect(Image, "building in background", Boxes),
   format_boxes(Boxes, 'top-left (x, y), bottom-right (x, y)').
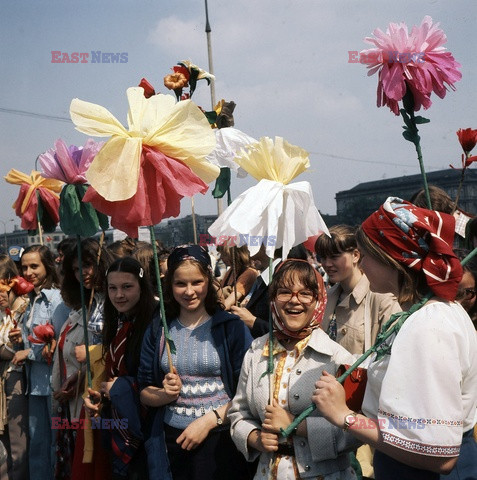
top-left (335, 168), bottom-right (477, 226)
top-left (3, 168), bottom-right (475, 252)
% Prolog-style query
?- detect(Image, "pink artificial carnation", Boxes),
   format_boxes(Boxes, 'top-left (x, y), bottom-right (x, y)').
top-left (360, 16), bottom-right (461, 115)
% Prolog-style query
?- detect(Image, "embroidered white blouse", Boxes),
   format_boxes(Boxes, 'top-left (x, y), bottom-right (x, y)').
top-left (362, 301), bottom-right (477, 457)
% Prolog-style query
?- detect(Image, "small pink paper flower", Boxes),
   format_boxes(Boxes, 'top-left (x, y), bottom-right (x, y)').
top-left (360, 16), bottom-right (461, 115)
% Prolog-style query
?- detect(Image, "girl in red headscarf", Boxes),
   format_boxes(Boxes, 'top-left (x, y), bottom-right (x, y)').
top-left (229, 259), bottom-right (360, 479)
top-left (312, 197), bottom-right (477, 480)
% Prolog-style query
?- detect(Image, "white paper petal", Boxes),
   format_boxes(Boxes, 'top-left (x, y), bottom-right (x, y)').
top-left (205, 127), bottom-right (256, 178)
top-left (208, 178), bottom-right (329, 259)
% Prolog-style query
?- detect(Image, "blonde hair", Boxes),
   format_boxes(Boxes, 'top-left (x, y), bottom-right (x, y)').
top-left (356, 227), bottom-right (427, 306)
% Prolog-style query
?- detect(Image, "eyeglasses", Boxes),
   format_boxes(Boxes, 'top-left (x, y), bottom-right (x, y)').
top-left (276, 289), bottom-right (316, 305)
top-left (463, 288), bottom-right (476, 299)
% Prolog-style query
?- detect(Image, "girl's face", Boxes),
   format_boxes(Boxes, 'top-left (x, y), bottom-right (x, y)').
top-left (457, 270), bottom-right (476, 312)
top-left (21, 252), bottom-right (47, 288)
top-left (0, 290), bottom-right (10, 308)
top-left (358, 248), bottom-right (399, 295)
top-left (73, 259), bottom-right (96, 290)
top-left (172, 262), bottom-right (209, 314)
top-left (320, 249), bottom-right (359, 284)
top-left (107, 272), bottom-right (141, 315)
top-left (274, 275), bottom-right (317, 331)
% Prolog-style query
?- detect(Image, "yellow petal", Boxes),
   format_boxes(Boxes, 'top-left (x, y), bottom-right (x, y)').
top-left (5, 169), bottom-right (32, 186)
top-left (145, 99), bottom-right (219, 183)
top-left (235, 136), bottom-right (310, 185)
top-left (85, 136), bottom-right (142, 201)
top-left (70, 98), bottom-right (129, 138)
top-left (126, 87), bottom-right (147, 134)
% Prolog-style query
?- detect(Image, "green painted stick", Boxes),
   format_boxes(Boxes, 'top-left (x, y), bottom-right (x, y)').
top-left (149, 226), bottom-right (175, 373)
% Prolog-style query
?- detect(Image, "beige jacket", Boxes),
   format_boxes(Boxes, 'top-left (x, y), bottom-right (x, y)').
top-left (321, 275), bottom-right (401, 355)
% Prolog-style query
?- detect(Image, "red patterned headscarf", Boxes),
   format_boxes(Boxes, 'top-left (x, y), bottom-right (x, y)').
top-left (362, 197), bottom-right (462, 301)
top-left (271, 259), bottom-right (327, 341)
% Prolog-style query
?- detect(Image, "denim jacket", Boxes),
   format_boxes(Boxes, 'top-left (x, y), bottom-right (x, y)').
top-left (20, 288), bottom-right (69, 396)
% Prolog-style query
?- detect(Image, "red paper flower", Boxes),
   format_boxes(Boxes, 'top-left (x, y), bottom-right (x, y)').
top-left (28, 323), bottom-right (55, 365)
top-left (138, 78), bottom-right (156, 98)
top-left (457, 128), bottom-right (477, 155)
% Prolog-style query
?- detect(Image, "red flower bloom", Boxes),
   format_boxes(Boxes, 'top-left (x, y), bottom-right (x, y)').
top-left (28, 323), bottom-right (55, 345)
top-left (465, 155), bottom-right (477, 168)
top-left (138, 78), bottom-right (156, 98)
top-left (457, 128), bottom-right (477, 154)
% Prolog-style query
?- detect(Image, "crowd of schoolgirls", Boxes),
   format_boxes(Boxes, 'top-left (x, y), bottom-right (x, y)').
top-left (0, 194), bottom-right (476, 480)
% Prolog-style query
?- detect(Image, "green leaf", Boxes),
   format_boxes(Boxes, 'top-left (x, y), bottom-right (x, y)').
top-left (402, 129), bottom-right (420, 145)
top-left (414, 116), bottom-right (430, 124)
top-left (400, 109), bottom-right (413, 129)
top-left (212, 167), bottom-right (231, 199)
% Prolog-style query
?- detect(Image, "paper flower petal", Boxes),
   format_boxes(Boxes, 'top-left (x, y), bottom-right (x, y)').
top-left (234, 137), bottom-right (310, 184)
top-left (39, 138), bottom-right (103, 184)
top-left (206, 127), bottom-right (256, 178)
top-left (71, 89), bottom-right (218, 203)
top-left (60, 184), bottom-right (109, 237)
top-left (83, 146), bottom-right (208, 237)
top-left (145, 98), bottom-right (218, 183)
top-left (208, 179), bottom-right (329, 259)
top-left (5, 170), bottom-right (63, 232)
top-left (70, 98), bottom-right (129, 138)
top-left (86, 136), bottom-right (143, 201)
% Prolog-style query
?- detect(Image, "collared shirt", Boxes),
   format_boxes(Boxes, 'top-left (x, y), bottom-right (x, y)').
top-left (321, 275), bottom-right (401, 355)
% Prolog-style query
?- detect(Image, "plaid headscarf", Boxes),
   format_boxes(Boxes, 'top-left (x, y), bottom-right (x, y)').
top-left (362, 197), bottom-right (462, 301)
top-left (271, 259), bottom-right (327, 341)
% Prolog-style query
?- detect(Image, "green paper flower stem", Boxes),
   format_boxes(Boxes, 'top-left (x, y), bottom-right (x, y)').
top-left (268, 256), bottom-right (274, 404)
top-left (149, 225), bottom-right (175, 373)
top-left (414, 141), bottom-right (432, 209)
top-left (76, 235), bottom-right (92, 388)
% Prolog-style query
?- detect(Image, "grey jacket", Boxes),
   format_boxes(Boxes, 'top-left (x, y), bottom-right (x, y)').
top-left (228, 328), bottom-right (361, 478)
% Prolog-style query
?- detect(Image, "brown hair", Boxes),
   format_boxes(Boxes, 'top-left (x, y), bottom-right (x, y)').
top-left (269, 260), bottom-right (320, 301)
top-left (315, 224), bottom-right (358, 259)
top-left (410, 185), bottom-right (455, 214)
top-left (21, 245), bottom-right (59, 289)
top-left (0, 254), bottom-right (19, 280)
top-left (217, 244), bottom-right (251, 277)
top-left (163, 259), bottom-right (221, 319)
top-left (61, 238), bottom-right (114, 309)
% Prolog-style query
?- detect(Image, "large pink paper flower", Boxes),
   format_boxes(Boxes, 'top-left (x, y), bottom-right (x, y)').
top-left (360, 16), bottom-right (461, 115)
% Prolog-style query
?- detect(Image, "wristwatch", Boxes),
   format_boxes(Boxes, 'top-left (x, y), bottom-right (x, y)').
top-left (212, 409), bottom-right (223, 426)
top-left (343, 412), bottom-right (358, 431)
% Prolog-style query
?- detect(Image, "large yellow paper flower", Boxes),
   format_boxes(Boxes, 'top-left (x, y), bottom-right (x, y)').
top-left (70, 87), bottom-right (218, 202)
top-left (234, 136), bottom-right (310, 184)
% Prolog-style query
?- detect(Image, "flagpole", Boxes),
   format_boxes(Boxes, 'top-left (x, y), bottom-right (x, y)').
top-left (205, 0), bottom-right (223, 217)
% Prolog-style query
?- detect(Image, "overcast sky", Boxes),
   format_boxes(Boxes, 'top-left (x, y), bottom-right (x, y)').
top-left (0, 0), bottom-right (475, 233)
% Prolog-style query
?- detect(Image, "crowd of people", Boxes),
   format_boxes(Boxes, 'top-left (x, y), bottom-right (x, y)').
top-left (0, 191), bottom-right (476, 480)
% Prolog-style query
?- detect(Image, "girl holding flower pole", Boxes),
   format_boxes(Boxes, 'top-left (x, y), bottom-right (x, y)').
top-left (312, 198), bottom-right (477, 479)
top-left (9, 245), bottom-right (69, 480)
top-left (0, 255), bottom-right (32, 480)
top-left (229, 259), bottom-right (360, 480)
top-left (139, 245), bottom-right (252, 480)
top-left (51, 237), bottom-right (113, 478)
top-left (84, 256), bottom-right (156, 479)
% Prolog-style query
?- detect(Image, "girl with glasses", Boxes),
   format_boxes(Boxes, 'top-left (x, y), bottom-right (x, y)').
top-left (229, 259), bottom-right (360, 479)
